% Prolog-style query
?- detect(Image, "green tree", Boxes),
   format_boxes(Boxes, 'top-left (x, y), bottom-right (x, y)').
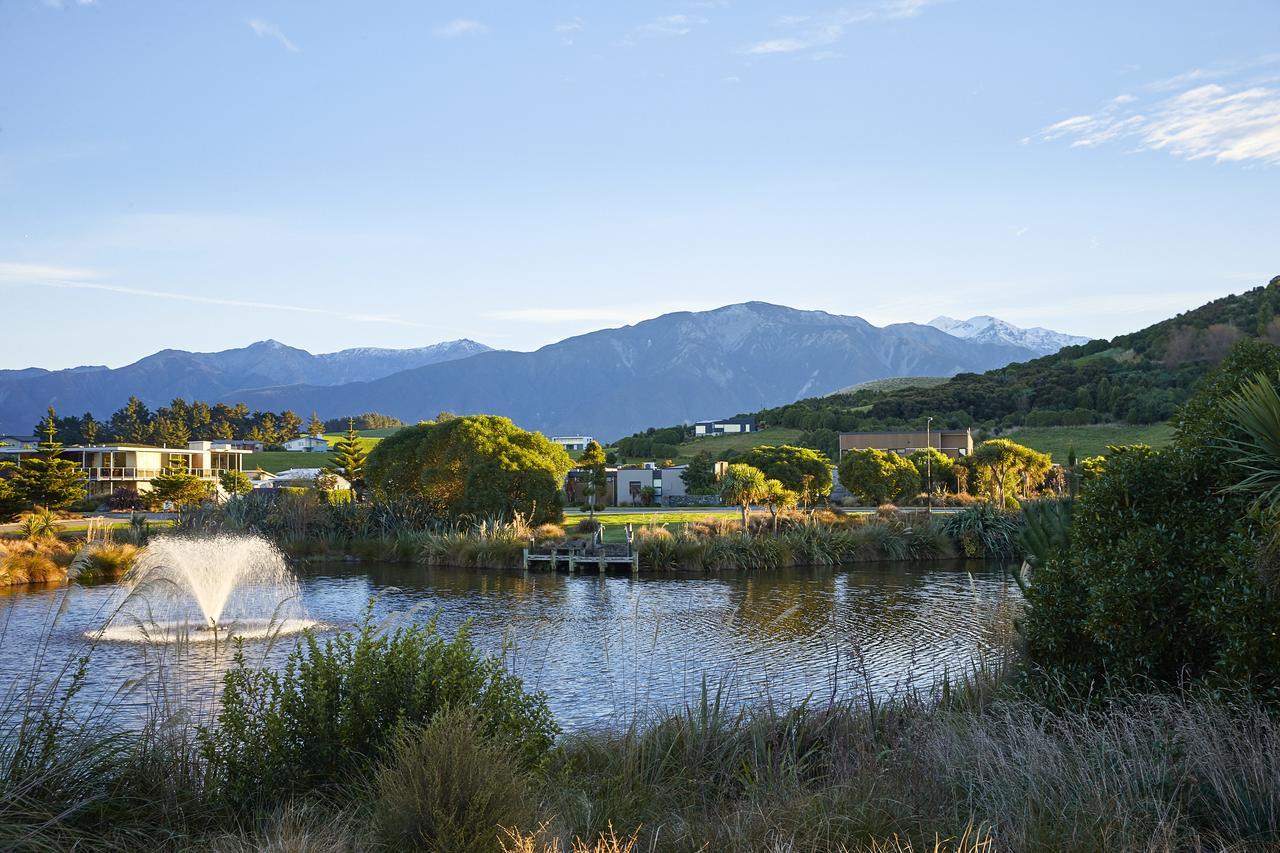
top-left (81, 412), bottom-right (99, 445)
top-left (680, 451), bottom-right (719, 495)
top-left (577, 440), bottom-right (608, 517)
top-left (218, 469), bottom-right (253, 499)
top-left (908, 447), bottom-right (955, 495)
top-left (308, 411), bottom-right (325, 436)
top-left (149, 457), bottom-right (212, 511)
top-left (761, 478), bottom-right (799, 532)
top-left (738, 445), bottom-right (833, 503)
top-left (719, 463), bottom-right (768, 527)
top-left (972, 439), bottom-right (1052, 507)
top-left (0, 408), bottom-right (87, 511)
top-left (331, 420), bottom-right (368, 496)
top-left (109, 396), bottom-right (152, 444)
top-left (364, 415), bottom-right (572, 524)
top-left (837, 449), bottom-right (919, 506)
top-left (279, 411), bottom-right (304, 442)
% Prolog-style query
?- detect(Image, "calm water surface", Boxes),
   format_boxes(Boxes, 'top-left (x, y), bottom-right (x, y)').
top-left (0, 561), bottom-right (1019, 730)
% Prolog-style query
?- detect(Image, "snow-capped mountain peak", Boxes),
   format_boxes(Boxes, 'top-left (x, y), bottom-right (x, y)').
top-left (927, 315), bottom-right (1090, 356)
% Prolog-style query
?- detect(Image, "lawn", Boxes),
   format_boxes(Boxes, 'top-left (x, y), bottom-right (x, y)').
top-left (1004, 423), bottom-right (1174, 461)
top-left (641, 427), bottom-right (807, 463)
top-left (563, 507), bottom-right (740, 543)
top-left (246, 432), bottom-right (385, 473)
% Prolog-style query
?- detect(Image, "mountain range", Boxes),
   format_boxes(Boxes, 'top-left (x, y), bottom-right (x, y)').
top-left (0, 339), bottom-right (490, 435)
top-left (928, 315), bottom-right (1090, 355)
top-left (0, 304), bottom-right (1088, 439)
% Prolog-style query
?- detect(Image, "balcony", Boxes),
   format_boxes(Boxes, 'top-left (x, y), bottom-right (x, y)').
top-left (85, 468), bottom-right (232, 481)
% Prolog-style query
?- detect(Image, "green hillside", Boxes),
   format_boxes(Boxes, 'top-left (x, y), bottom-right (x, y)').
top-left (1002, 423), bottom-right (1174, 461)
top-left (615, 277), bottom-right (1280, 462)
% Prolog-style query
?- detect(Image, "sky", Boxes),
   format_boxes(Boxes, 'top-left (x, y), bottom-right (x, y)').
top-left (1, 0), bottom-right (1278, 369)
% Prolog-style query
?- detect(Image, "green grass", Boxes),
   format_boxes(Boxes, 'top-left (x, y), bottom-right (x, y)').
top-left (563, 508), bottom-right (739, 543)
top-left (661, 427), bottom-right (807, 462)
top-left (830, 375), bottom-right (950, 396)
top-left (1004, 423), bottom-right (1174, 461)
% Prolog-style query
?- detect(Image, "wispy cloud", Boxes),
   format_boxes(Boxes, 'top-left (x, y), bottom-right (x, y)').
top-left (1036, 57), bottom-right (1280, 166)
top-left (246, 18), bottom-right (299, 53)
top-left (636, 14), bottom-right (708, 37)
top-left (434, 19), bottom-right (488, 38)
top-left (555, 17), bottom-right (584, 33)
top-left (40, 0), bottom-right (96, 8)
top-left (742, 0), bottom-right (943, 55)
top-left (0, 263), bottom-right (433, 328)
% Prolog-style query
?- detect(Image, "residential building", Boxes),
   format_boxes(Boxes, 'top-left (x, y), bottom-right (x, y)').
top-left (616, 464), bottom-right (691, 505)
top-left (838, 428), bottom-right (973, 459)
top-left (694, 417), bottom-right (756, 437)
top-left (550, 435), bottom-right (596, 452)
top-left (0, 440), bottom-right (253, 497)
top-left (283, 435), bottom-right (329, 453)
top-left (227, 439), bottom-right (265, 453)
top-left (0, 435), bottom-right (39, 457)
top-left (258, 468), bottom-right (350, 490)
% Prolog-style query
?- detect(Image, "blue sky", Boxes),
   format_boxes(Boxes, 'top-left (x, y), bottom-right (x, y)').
top-left (1, 0), bottom-right (1278, 369)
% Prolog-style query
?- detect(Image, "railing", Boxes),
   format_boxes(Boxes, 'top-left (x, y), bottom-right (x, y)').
top-left (85, 468), bottom-right (235, 481)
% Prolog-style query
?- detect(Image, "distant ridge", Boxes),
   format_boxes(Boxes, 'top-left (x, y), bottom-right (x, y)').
top-left (0, 339), bottom-right (491, 433)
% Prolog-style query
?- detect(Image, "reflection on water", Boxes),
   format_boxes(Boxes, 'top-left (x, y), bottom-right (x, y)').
top-left (0, 561), bottom-right (1020, 731)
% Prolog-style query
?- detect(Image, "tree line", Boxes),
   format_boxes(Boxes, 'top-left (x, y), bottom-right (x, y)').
top-left (33, 397), bottom-right (382, 448)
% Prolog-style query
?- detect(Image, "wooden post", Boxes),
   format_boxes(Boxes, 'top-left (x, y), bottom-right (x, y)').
top-left (568, 555), bottom-right (576, 573)
top-left (632, 552), bottom-right (640, 574)
top-left (522, 548), bottom-right (529, 570)
top-left (598, 555), bottom-right (606, 573)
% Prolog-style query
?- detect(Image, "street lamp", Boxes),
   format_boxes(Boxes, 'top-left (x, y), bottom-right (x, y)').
top-left (925, 416), bottom-right (933, 516)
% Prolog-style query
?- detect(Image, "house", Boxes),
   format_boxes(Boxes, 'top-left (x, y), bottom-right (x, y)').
top-left (565, 467), bottom-right (618, 506)
top-left (227, 439), bottom-right (265, 453)
top-left (4, 440), bottom-right (254, 497)
top-left (616, 464), bottom-right (692, 506)
top-left (259, 468), bottom-right (350, 490)
top-left (838, 428), bottom-right (973, 459)
top-left (550, 435), bottom-right (596, 452)
top-left (282, 435), bottom-right (329, 453)
top-left (0, 435), bottom-right (40, 458)
top-left (242, 467), bottom-right (277, 484)
top-left (693, 417), bottom-right (756, 437)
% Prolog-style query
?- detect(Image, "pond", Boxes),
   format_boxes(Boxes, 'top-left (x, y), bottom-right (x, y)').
top-left (0, 560), bottom-right (1020, 731)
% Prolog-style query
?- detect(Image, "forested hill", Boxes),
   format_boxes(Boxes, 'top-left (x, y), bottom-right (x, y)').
top-left (618, 277), bottom-right (1280, 458)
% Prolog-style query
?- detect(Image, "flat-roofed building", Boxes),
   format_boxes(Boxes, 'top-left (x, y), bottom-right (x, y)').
top-left (0, 440), bottom-right (253, 497)
top-left (838, 428), bottom-right (973, 459)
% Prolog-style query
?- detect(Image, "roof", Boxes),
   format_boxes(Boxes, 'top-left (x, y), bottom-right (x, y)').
top-left (267, 468), bottom-right (351, 488)
top-left (696, 416), bottom-right (755, 424)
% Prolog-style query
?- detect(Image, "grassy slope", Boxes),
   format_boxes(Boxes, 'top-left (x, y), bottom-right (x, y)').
top-left (668, 427), bottom-right (807, 461)
top-left (830, 376), bottom-right (950, 396)
top-left (247, 431), bottom-right (386, 473)
top-left (1004, 423), bottom-right (1174, 460)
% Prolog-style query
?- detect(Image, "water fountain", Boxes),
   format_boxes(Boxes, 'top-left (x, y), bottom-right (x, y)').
top-left (97, 534), bottom-right (318, 643)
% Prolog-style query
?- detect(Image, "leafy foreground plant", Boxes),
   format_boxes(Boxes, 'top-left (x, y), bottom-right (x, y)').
top-left (199, 605), bottom-right (559, 811)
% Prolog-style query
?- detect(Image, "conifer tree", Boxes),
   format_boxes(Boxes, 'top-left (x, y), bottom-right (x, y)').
top-left (0, 407), bottom-right (87, 510)
top-left (332, 419), bottom-right (368, 496)
top-left (308, 412), bottom-right (325, 436)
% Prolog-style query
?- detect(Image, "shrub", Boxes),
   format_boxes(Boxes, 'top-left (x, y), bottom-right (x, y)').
top-left (200, 605), bottom-right (559, 809)
top-left (17, 507), bottom-right (59, 540)
top-left (372, 708), bottom-right (533, 853)
top-left (68, 542), bottom-right (140, 583)
top-left (575, 518), bottom-right (601, 534)
top-left (108, 488), bottom-right (146, 511)
top-left (942, 504), bottom-right (1023, 559)
top-left (533, 523), bottom-right (566, 543)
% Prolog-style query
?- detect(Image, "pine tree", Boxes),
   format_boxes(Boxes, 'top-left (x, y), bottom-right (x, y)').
top-left (0, 407), bottom-right (87, 510)
top-left (308, 412), bottom-right (325, 436)
top-left (332, 419), bottom-right (368, 496)
top-left (82, 412), bottom-right (99, 444)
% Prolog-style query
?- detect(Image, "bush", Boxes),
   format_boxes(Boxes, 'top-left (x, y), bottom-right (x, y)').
top-left (108, 488), bottom-right (146, 511)
top-left (372, 708), bottom-right (533, 853)
top-left (942, 504), bottom-right (1023, 559)
top-left (575, 518), bottom-right (601, 534)
top-left (200, 605), bottom-right (559, 809)
top-left (533, 523), bottom-right (565, 543)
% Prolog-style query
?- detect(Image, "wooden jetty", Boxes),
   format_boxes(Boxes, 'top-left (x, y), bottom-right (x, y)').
top-left (522, 524), bottom-right (640, 573)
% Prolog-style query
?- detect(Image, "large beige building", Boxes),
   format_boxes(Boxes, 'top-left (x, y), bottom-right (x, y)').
top-left (0, 439), bottom-right (252, 497)
top-left (838, 428), bottom-right (973, 459)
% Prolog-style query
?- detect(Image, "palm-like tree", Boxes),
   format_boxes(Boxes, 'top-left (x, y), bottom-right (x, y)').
top-left (1221, 372), bottom-right (1280, 513)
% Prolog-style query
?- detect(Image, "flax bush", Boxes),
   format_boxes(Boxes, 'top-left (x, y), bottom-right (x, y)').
top-left (200, 605), bottom-right (558, 810)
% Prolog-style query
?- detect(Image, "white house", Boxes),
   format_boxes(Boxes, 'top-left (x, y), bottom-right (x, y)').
top-left (283, 435), bottom-right (329, 453)
top-left (257, 468), bottom-right (350, 490)
top-left (550, 435), bottom-right (595, 452)
top-left (693, 418), bottom-right (756, 437)
top-left (0, 440), bottom-right (253, 498)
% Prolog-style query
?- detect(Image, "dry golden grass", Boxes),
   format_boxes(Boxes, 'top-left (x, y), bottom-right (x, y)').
top-left (0, 538), bottom-right (73, 585)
